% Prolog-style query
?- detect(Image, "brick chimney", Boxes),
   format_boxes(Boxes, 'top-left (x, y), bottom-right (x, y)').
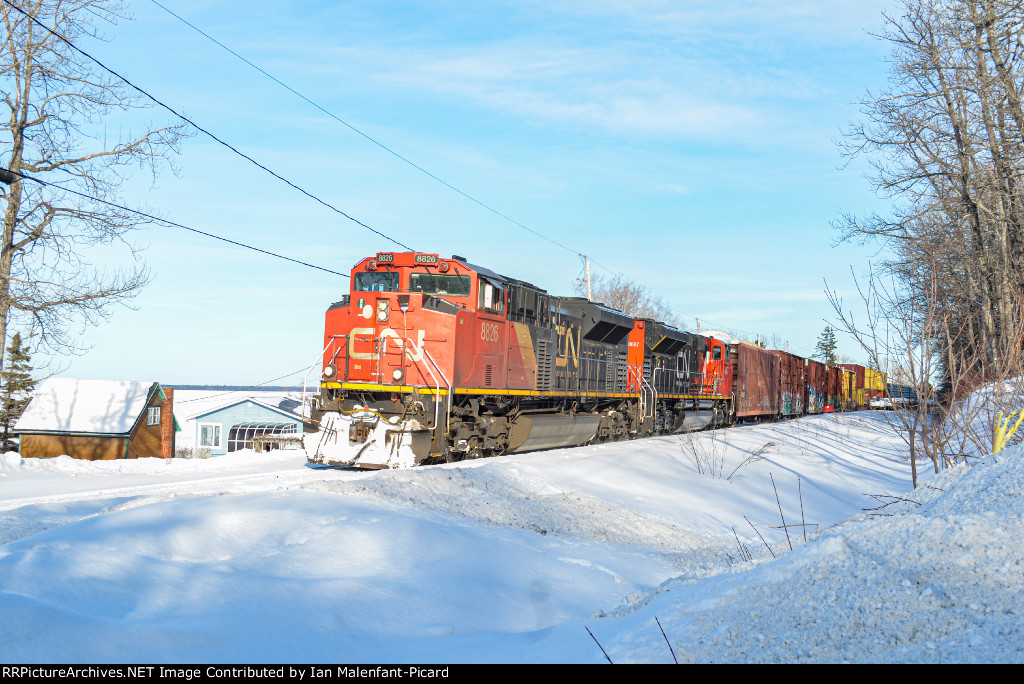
top-left (160, 386), bottom-right (175, 459)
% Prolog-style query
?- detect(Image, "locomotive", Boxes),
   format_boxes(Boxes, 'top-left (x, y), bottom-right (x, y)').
top-left (306, 252), bottom-right (882, 469)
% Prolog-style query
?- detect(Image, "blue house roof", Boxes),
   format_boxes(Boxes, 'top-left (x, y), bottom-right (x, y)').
top-left (190, 397), bottom-right (310, 424)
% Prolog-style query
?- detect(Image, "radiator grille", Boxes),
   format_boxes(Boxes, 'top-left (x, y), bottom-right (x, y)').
top-left (537, 339), bottom-right (553, 390)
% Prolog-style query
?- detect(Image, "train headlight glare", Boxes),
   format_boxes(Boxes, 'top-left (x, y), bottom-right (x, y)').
top-left (377, 309), bottom-right (389, 322)
top-left (323, 365), bottom-right (335, 378)
top-left (392, 369), bottom-right (404, 382)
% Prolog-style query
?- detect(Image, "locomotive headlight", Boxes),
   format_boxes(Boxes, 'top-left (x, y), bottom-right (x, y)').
top-left (392, 369), bottom-right (404, 382)
top-left (376, 300), bottom-right (389, 322)
top-left (323, 364), bottom-right (336, 378)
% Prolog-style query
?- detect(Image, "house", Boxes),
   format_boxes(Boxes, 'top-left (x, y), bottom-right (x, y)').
top-left (15, 379), bottom-right (179, 460)
top-left (187, 396), bottom-right (311, 456)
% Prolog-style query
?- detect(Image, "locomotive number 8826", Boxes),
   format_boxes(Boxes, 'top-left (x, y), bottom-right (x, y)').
top-left (306, 252), bottom-right (875, 468)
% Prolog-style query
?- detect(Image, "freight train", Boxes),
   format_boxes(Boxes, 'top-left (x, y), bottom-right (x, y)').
top-left (306, 252), bottom-right (886, 468)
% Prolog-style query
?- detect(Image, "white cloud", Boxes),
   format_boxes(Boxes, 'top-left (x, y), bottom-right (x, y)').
top-left (274, 0), bottom-right (898, 144)
top-left (510, 0), bottom-right (896, 47)
top-left (365, 44), bottom-right (769, 140)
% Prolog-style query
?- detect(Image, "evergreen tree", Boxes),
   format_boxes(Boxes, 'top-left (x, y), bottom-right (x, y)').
top-left (815, 326), bottom-right (838, 368)
top-left (1, 333), bottom-right (35, 452)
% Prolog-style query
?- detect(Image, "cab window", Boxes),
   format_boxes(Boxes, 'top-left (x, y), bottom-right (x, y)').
top-left (712, 345), bottom-right (722, 360)
top-left (353, 272), bottom-right (399, 292)
top-left (410, 273), bottom-right (471, 296)
top-left (479, 280), bottom-right (505, 314)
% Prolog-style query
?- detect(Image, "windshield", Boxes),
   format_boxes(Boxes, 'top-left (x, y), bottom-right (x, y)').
top-left (353, 272), bottom-right (399, 292)
top-left (410, 273), bottom-right (471, 296)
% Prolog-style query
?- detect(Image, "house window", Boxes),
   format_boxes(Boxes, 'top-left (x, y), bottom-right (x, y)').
top-left (147, 406), bottom-right (161, 426)
top-left (199, 423), bottom-right (222, 448)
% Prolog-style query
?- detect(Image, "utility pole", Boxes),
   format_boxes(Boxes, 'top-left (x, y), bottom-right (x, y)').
top-left (581, 254), bottom-right (592, 301)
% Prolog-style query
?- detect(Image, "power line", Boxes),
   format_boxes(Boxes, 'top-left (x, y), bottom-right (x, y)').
top-left (146, 0), bottom-right (588, 261)
top-left (7, 0), bottom-right (811, 349)
top-left (2, 5), bottom-right (828, 364)
top-left (9, 162), bottom-right (816, 354)
top-left (8, 169), bottom-right (350, 278)
top-left (1, 0), bottom-right (413, 252)
top-left (174, 367), bottom-right (309, 404)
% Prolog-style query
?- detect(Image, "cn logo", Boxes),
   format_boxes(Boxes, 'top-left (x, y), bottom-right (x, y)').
top-left (381, 328), bottom-right (426, 361)
top-left (348, 327), bottom-right (426, 361)
top-left (480, 321), bottom-right (500, 343)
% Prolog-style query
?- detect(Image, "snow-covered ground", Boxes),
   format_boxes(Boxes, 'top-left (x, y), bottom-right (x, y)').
top-left (0, 412), bottom-right (1020, 663)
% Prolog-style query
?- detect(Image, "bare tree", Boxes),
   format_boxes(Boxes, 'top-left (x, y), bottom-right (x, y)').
top-left (941, 289), bottom-right (1024, 456)
top-left (0, 0), bottom-right (187, 370)
top-left (836, 0), bottom-right (1024, 374)
top-left (829, 265), bottom-right (947, 487)
top-left (828, 261), bottom-right (1024, 488)
top-left (753, 331), bottom-right (794, 352)
top-left (832, 0), bottom-right (1024, 480)
top-left (573, 271), bottom-right (686, 328)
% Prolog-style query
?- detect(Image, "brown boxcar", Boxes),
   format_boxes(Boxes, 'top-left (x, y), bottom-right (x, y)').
top-left (804, 358), bottom-right (828, 413)
top-left (771, 350), bottom-right (805, 416)
top-left (825, 365), bottom-right (844, 410)
top-left (730, 342), bottom-right (780, 419)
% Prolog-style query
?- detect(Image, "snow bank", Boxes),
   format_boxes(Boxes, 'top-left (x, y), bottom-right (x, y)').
top-left (598, 446), bottom-right (1024, 663)
top-left (0, 412), bottom-right (1018, 663)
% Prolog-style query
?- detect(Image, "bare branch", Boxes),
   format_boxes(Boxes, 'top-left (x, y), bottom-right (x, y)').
top-left (0, 0), bottom-right (189, 369)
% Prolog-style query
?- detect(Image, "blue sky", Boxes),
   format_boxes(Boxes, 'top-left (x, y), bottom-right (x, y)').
top-left (44, 0), bottom-right (898, 384)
